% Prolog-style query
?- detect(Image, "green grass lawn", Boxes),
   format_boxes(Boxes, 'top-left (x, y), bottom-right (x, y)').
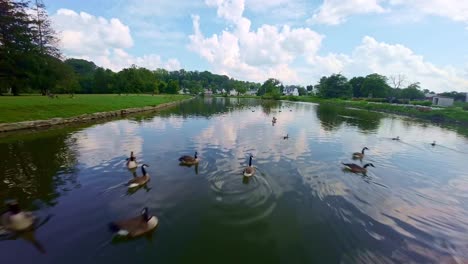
top-left (0, 94), bottom-right (191, 123)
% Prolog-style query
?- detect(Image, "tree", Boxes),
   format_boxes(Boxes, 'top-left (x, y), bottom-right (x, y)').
top-left (30, 0), bottom-right (60, 58)
top-left (258, 78), bottom-right (282, 96)
top-left (166, 80), bottom-right (179, 94)
top-left (316, 74), bottom-right (352, 98)
top-left (0, 0), bottom-right (37, 95)
top-left (349, 76), bottom-right (365, 97)
top-left (400, 82), bottom-right (424, 100)
top-left (389, 74), bottom-right (406, 90)
top-left (298, 87), bottom-right (307, 96)
top-left (361, 73), bottom-right (390, 98)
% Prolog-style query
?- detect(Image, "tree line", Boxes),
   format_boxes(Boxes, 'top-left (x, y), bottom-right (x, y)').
top-left (63, 59), bottom-right (261, 95)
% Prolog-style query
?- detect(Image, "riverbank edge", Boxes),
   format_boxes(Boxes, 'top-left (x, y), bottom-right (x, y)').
top-left (0, 97), bottom-right (194, 133)
top-left (287, 97), bottom-right (468, 127)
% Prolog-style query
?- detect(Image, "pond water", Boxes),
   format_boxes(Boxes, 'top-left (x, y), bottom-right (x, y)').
top-left (1, 98), bottom-right (468, 263)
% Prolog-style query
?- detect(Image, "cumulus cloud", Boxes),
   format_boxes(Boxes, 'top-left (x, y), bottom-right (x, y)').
top-left (311, 0), bottom-right (468, 26)
top-left (309, 36), bottom-right (468, 92)
top-left (389, 0), bottom-right (468, 25)
top-left (51, 9), bottom-right (180, 71)
top-left (189, 0), bottom-right (323, 83)
top-left (310, 0), bottom-right (386, 25)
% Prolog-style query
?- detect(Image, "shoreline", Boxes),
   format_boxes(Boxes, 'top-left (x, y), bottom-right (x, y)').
top-left (0, 97), bottom-right (194, 133)
top-left (283, 97), bottom-right (468, 127)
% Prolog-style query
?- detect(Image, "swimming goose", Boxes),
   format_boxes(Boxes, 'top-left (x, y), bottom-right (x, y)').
top-left (243, 155), bottom-right (255, 177)
top-left (392, 136), bottom-right (400, 141)
top-left (128, 164), bottom-right (150, 188)
top-left (1, 200), bottom-right (35, 231)
top-left (178, 151), bottom-right (199, 165)
top-left (431, 141), bottom-right (436, 146)
top-left (108, 207), bottom-right (158, 237)
top-left (283, 134), bottom-right (289, 140)
top-left (342, 163), bottom-right (375, 174)
top-left (126, 151), bottom-right (137, 170)
top-left (352, 147), bottom-right (369, 159)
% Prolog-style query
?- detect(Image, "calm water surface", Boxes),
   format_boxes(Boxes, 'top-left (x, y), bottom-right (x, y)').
top-left (1, 98), bottom-right (468, 263)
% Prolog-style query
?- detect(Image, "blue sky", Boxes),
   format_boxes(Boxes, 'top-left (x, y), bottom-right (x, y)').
top-left (46, 0), bottom-right (468, 92)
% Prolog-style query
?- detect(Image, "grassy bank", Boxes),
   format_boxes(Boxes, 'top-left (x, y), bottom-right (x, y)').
top-left (0, 94), bottom-right (191, 123)
top-left (286, 96), bottom-right (468, 125)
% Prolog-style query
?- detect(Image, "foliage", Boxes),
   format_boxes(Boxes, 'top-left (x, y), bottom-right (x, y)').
top-left (410, 100), bottom-right (432, 106)
top-left (349, 76), bottom-right (365, 97)
top-left (317, 74), bottom-right (352, 98)
top-left (361, 73), bottom-right (390, 98)
top-left (463, 105), bottom-right (468, 111)
top-left (400, 82), bottom-right (425, 100)
top-left (257, 78), bottom-right (282, 96)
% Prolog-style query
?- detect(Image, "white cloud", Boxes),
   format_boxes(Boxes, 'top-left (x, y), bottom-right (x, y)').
top-left (389, 0), bottom-right (468, 25)
top-left (52, 8), bottom-right (180, 71)
top-left (310, 0), bottom-right (386, 25)
top-left (310, 0), bottom-right (468, 26)
top-left (309, 36), bottom-right (468, 92)
top-left (189, 0), bottom-right (323, 83)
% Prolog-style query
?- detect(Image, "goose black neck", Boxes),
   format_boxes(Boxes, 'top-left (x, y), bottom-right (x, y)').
top-left (364, 163), bottom-right (371, 168)
top-left (362, 148), bottom-right (366, 154)
top-left (194, 152), bottom-right (197, 159)
top-left (141, 165), bottom-right (147, 175)
top-left (249, 156), bottom-right (252, 166)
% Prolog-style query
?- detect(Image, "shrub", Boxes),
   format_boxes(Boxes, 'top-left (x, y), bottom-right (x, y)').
top-left (463, 105), bottom-right (468, 111)
top-left (365, 98), bottom-right (388, 103)
top-left (410, 100), bottom-right (432, 106)
top-left (287, 95), bottom-right (299, 101)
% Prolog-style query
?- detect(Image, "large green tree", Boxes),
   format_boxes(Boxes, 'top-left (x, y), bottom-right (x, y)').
top-left (317, 74), bottom-right (352, 98)
top-left (0, 0), bottom-right (37, 95)
top-left (361, 73), bottom-right (390, 98)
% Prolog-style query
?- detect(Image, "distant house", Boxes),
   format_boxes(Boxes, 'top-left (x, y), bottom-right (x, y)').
top-left (432, 96), bottom-right (453, 107)
top-left (247, 89), bottom-right (258, 96)
top-left (283, 87), bottom-right (299, 96)
top-left (204, 89), bottom-right (213, 96)
top-left (229, 90), bottom-right (238, 96)
top-left (425, 93), bottom-right (436, 100)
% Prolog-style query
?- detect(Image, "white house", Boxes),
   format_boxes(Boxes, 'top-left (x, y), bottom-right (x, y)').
top-left (283, 87), bottom-right (299, 96)
top-left (247, 89), bottom-right (258, 95)
top-left (204, 89), bottom-right (213, 96)
top-left (432, 96), bottom-right (454, 107)
top-left (229, 90), bottom-right (238, 96)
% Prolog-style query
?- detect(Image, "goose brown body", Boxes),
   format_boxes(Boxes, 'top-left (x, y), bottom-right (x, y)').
top-left (342, 163), bottom-right (374, 174)
top-left (179, 152), bottom-right (199, 165)
top-left (1, 201), bottom-right (35, 231)
top-left (352, 147), bottom-right (368, 159)
top-left (128, 164), bottom-right (150, 188)
top-left (108, 208), bottom-right (158, 237)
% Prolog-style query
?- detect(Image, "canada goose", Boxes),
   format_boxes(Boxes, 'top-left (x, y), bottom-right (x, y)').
top-left (108, 207), bottom-right (158, 237)
top-left (179, 151), bottom-right (199, 165)
top-left (126, 151), bottom-right (137, 170)
top-left (128, 164), bottom-right (150, 188)
top-left (392, 136), bottom-right (400, 141)
top-left (283, 134), bottom-right (289, 140)
top-left (352, 147), bottom-right (369, 159)
top-left (1, 200), bottom-right (35, 231)
top-left (243, 155), bottom-right (255, 177)
top-left (272, 117), bottom-right (277, 122)
top-left (431, 141), bottom-right (436, 146)
top-left (342, 163), bottom-right (375, 174)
